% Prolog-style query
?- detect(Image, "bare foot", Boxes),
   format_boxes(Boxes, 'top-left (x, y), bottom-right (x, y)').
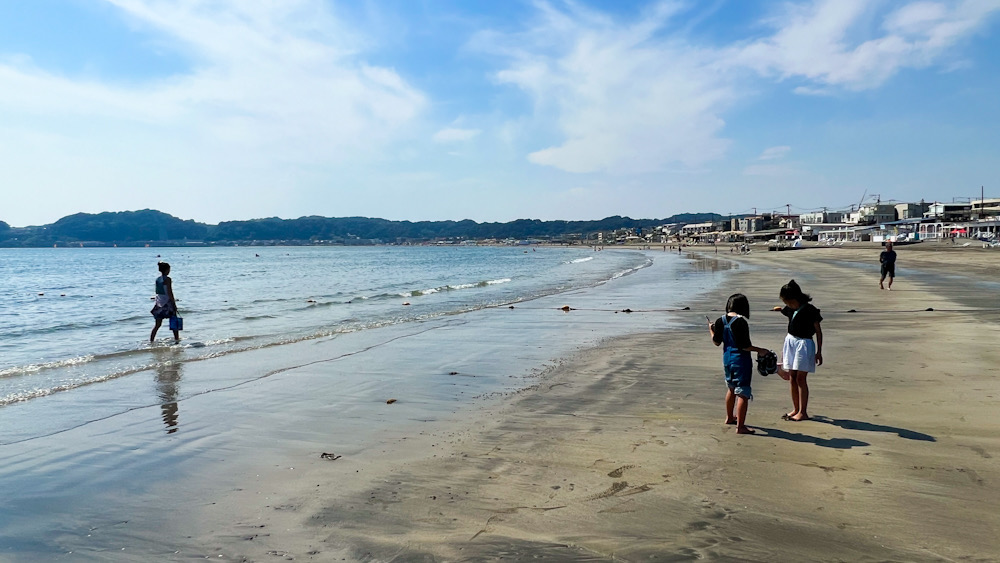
top-left (725, 418), bottom-right (737, 425)
top-left (879, 282), bottom-right (884, 290)
top-left (790, 414), bottom-right (810, 421)
top-left (736, 426), bottom-right (755, 434)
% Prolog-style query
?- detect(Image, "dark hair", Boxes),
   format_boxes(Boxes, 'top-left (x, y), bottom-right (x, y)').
top-left (780, 279), bottom-right (812, 303)
top-left (726, 293), bottom-right (751, 318)
top-left (158, 262), bottom-right (171, 274)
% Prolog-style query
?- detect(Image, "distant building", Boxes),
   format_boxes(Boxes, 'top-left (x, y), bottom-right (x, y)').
top-left (857, 204), bottom-right (897, 225)
top-left (778, 216), bottom-right (800, 229)
top-left (799, 211), bottom-right (845, 224)
top-left (971, 198), bottom-right (1000, 219)
top-left (925, 202), bottom-right (971, 221)
top-left (679, 222), bottom-right (715, 236)
top-left (895, 202), bottom-right (929, 220)
top-left (738, 216), bottom-right (765, 232)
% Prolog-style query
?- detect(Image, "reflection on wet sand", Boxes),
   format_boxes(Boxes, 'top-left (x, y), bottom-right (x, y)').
top-left (685, 253), bottom-right (739, 273)
top-left (152, 348), bottom-right (183, 434)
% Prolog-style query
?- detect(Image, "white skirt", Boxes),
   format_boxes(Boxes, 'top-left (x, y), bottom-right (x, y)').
top-left (782, 334), bottom-right (816, 373)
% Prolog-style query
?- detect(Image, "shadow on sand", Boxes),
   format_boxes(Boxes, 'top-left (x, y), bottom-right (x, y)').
top-left (756, 427), bottom-right (869, 450)
top-left (811, 415), bottom-right (935, 442)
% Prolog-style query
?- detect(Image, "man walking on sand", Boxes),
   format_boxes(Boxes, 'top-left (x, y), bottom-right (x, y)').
top-left (879, 241), bottom-right (897, 290)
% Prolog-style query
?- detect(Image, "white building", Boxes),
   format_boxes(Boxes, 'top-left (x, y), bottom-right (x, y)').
top-left (800, 211), bottom-right (845, 224)
top-left (679, 222), bottom-right (715, 236)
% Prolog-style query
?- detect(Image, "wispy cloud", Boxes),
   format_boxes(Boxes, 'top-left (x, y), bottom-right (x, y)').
top-left (481, 1), bottom-right (733, 174)
top-left (0, 0), bottom-right (426, 162)
top-left (482, 0), bottom-right (999, 176)
top-left (735, 0), bottom-right (1000, 91)
top-left (758, 146), bottom-right (791, 160)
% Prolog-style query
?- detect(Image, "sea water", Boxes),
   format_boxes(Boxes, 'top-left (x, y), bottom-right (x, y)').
top-left (0, 246), bottom-right (649, 407)
top-left (0, 245), bottom-right (730, 557)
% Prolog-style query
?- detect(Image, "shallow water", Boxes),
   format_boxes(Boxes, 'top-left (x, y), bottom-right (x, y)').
top-left (0, 247), bottom-right (724, 559)
top-left (1, 246), bottom-right (651, 408)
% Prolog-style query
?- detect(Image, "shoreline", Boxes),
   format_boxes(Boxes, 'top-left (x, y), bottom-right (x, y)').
top-left (203, 247), bottom-right (1000, 561)
top-left (0, 248), bottom-right (713, 560)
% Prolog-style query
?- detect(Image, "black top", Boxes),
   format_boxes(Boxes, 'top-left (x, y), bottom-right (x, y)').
top-left (781, 304), bottom-right (822, 339)
top-left (712, 315), bottom-right (752, 349)
top-left (880, 249), bottom-right (897, 265)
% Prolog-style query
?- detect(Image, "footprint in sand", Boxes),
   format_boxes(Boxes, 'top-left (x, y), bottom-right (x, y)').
top-left (585, 481), bottom-right (629, 501)
top-left (607, 464), bottom-right (636, 478)
top-left (968, 446), bottom-right (992, 459)
top-left (957, 467), bottom-right (986, 486)
top-left (598, 499), bottom-right (638, 514)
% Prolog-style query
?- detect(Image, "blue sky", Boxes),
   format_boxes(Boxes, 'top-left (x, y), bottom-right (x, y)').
top-left (1, 0), bottom-right (998, 226)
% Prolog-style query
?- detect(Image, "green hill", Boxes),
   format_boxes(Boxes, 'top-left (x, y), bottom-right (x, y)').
top-left (0, 210), bottom-right (724, 247)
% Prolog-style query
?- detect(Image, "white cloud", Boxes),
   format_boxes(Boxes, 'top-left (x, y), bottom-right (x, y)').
top-left (758, 146), bottom-right (791, 160)
top-left (735, 0), bottom-right (1000, 91)
top-left (0, 0), bottom-right (433, 224)
top-left (484, 0), bottom-right (998, 177)
top-left (483, 1), bottom-right (733, 174)
top-left (0, 1), bottom-right (426, 164)
top-left (432, 128), bottom-right (482, 143)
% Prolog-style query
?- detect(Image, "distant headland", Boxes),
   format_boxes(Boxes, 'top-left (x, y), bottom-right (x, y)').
top-left (0, 209), bottom-right (723, 247)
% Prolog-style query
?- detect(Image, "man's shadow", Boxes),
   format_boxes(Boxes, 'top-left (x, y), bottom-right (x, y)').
top-left (811, 415), bottom-right (935, 442)
top-left (756, 427), bottom-right (869, 449)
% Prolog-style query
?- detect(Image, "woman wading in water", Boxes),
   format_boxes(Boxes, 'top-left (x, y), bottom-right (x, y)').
top-left (150, 262), bottom-right (180, 342)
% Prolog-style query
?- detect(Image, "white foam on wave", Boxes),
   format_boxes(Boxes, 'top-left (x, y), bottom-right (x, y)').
top-left (0, 360), bottom-right (156, 407)
top-left (403, 278), bottom-right (511, 298)
top-left (568, 257), bottom-right (594, 264)
top-left (0, 355), bottom-right (96, 379)
top-left (606, 258), bottom-right (653, 282)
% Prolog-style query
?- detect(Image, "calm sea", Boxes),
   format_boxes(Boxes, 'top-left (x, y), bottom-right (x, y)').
top-left (0, 246), bottom-right (652, 408)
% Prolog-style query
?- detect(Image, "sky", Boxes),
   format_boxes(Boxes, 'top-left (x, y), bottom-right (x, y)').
top-left (1, 0), bottom-right (999, 227)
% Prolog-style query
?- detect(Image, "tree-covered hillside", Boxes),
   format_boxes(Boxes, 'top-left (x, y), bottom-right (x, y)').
top-left (0, 210), bottom-right (723, 246)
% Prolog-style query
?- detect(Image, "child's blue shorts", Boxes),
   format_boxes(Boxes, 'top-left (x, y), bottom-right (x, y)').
top-left (724, 362), bottom-right (753, 400)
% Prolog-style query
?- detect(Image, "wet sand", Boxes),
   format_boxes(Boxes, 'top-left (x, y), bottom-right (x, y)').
top-left (195, 245), bottom-right (1000, 562)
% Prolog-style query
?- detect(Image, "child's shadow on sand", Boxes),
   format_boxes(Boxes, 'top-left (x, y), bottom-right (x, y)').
top-left (810, 415), bottom-right (936, 442)
top-left (756, 427), bottom-right (869, 449)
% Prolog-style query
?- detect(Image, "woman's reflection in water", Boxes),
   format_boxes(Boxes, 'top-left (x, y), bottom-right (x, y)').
top-left (152, 347), bottom-right (183, 434)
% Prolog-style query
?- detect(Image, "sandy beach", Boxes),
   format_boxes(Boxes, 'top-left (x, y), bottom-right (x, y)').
top-left (196, 244), bottom-right (1000, 562)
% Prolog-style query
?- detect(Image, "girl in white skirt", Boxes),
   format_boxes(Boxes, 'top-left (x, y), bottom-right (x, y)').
top-left (773, 280), bottom-right (823, 421)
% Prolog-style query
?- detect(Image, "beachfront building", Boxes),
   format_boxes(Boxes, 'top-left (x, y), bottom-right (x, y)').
top-left (778, 215), bottom-right (800, 229)
top-left (875, 218), bottom-right (924, 243)
top-left (816, 225), bottom-right (878, 242)
top-left (738, 217), bottom-right (761, 233)
top-left (925, 202), bottom-right (972, 221)
top-left (800, 211), bottom-right (845, 224)
top-left (857, 203), bottom-right (897, 225)
top-left (895, 202), bottom-right (929, 220)
top-left (969, 219), bottom-right (1000, 240)
top-left (971, 198), bottom-right (1000, 219)
top-left (917, 218), bottom-right (1000, 241)
top-left (679, 222), bottom-right (715, 237)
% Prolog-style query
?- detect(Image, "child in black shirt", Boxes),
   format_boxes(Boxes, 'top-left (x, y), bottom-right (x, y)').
top-left (773, 280), bottom-right (823, 421)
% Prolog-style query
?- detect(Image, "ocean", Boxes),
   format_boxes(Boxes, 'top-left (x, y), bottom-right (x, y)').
top-left (0, 245), bottom-right (726, 558)
top-left (0, 246), bottom-right (655, 407)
